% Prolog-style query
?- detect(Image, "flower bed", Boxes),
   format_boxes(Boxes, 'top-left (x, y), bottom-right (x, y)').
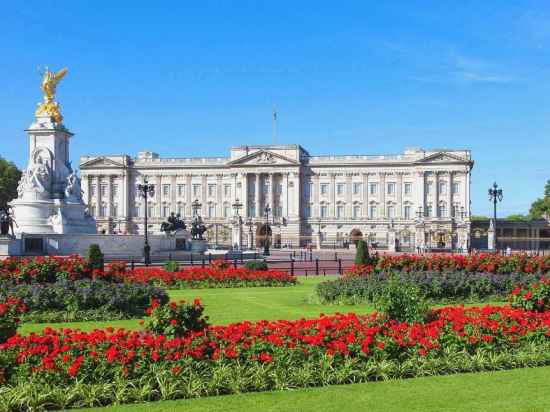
top-left (123, 265), bottom-right (296, 288)
top-left (0, 280), bottom-right (169, 323)
top-left (365, 253), bottom-right (550, 275)
top-left (0, 257), bottom-right (297, 289)
top-left (2, 304), bottom-right (550, 410)
top-left (316, 271), bottom-right (543, 305)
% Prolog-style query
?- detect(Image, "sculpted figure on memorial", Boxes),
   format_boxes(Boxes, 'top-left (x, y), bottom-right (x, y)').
top-left (64, 170), bottom-right (83, 203)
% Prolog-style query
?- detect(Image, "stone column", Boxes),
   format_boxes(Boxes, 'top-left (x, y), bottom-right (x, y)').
top-left (362, 173), bottom-right (369, 218)
top-left (417, 171), bottom-right (425, 217)
top-left (242, 173), bottom-right (249, 218)
top-left (434, 172), bottom-right (439, 218)
top-left (106, 176), bottom-right (113, 219)
top-left (313, 174), bottom-right (320, 217)
top-left (397, 172), bottom-right (403, 218)
top-left (269, 173), bottom-right (275, 213)
top-left (216, 174), bottom-right (223, 218)
top-left (156, 175), bottom-right (162, 218)
top-left (82, 175), bottom-right (90, 208)
top-left (122, 172), bottom-right (130, 229)
top-left (290, 171), bottom-right (300, 218)
top-left (201, 175), bottom-right (207, 216)
top-left (447, 172), bottom-right (453, 218)
top-left (330, 173), bottom-right (336, 218)
top-left (186, 174), bottom-right (192, 217)
top-left (379, 173), bottom-right (386, 218)
top-left (255, 173), bottom-right (261, 218)
top-left (171, 175), bottom-right (177, 215)
top-left (345, 173), bottom-right (352, 218)
top-left (283, 172), bottom-right (289, 218)
top-left (95, 176), bottom-right (101, 218)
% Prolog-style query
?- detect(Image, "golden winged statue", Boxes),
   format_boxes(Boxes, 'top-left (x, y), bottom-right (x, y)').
top-left (35, 67), bottom-right (68, 123)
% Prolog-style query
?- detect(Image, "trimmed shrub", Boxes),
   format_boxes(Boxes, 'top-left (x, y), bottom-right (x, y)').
top-left (87, 244), bottom-right (104, 272)
top-left (0, 297), bottom-right (26, 343)
top-left (317, 271), bottom-right (542, 305)
top-left (510, 277), bottom-right (550, 312)
top-left (355, 239), bottom-right (371, 266)
top-left (0, 280), bottom-right (168, 322)
top-left (374, 275), bottom-right (429, 323)
top-left (143, 298), bottom-right (209, 338)
top-left (244, 260), bottom-right (268, 271)
top-left (163, 260), bottom-right (179, 273)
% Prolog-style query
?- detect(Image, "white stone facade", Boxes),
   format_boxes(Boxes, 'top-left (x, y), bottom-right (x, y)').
top-left (80, 145), bottom-right (473, 250)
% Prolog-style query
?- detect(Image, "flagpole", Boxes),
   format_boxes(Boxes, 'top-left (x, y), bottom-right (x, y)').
top-left (272, 107), bottom-right (277, 145)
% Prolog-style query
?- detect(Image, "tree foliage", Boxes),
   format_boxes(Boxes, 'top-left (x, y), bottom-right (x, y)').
top-left (529, 180), bottom-right (550, 220)
top-left (355, 239), bottom-right (371, 266)
top-left (0, 157), bottom-right (22, 209)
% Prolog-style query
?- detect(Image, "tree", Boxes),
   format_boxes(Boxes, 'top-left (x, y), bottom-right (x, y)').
top-left (506, 214), bottom-right (530, 222)
top-left (0, 157), bottom-right (21, 209)
top-left (470, 215), bottom-right (489, 221)
top-left (529, 179), bottom-right (550, 220)
top-left (355, 239), bottom-right (371, 266)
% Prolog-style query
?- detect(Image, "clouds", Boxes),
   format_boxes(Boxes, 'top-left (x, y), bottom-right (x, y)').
top-left (451, 54), bottom-right (515, 84)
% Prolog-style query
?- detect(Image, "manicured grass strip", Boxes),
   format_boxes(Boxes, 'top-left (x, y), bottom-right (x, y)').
top-left (18, 277), bottom-right (376, 335)
top-left (74, 365), bottom-right (550, 412)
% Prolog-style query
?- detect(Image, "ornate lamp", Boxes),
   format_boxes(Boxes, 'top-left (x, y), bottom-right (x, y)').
top-left (137, 179), bottom-right (155, 265)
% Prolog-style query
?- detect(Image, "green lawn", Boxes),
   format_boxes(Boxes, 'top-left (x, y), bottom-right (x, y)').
top-left (74, 366), bottom-right (550, 412)
top-left (19, 276), bottom-right (375, 335)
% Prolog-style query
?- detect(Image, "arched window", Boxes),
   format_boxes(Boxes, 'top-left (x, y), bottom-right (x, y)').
top-left (369, 203), bottom-right (378, 219)
top-left (438, 202), bottom-right (446, 218)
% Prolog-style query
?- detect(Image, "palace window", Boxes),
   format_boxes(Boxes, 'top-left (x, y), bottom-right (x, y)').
top-left (112, 204), bottom-right (118, 218)
top-left (223, 205), bottom-right (230, 218)
top-left (404, 182), bottom-right (412, 195)
top-left (177, 184), bottom-right (185, 198)
top-left (336, 205), bottom-right (344, 219)
top-left (452, 204), bottom-right (459, 217)
top-left (452, 182), bottom-right (460, 194)
top-left (336, 183), bottom-right (345, 196)
top-left (163, 184), bottom-right (170, 197)
top-left (387, 183), bottom-right (396, 195)
top-left (320, 205), bottom-right (328, 218)
top-left (320, 183), bottom-right (329, 195)
top-left (387, 205), bottom-right (395, 218)
top-left (404, 205), bottom-right (411, 219)
top-left (99, 204), bottom-right (107, 217)
top-left (426, 205), bottom-right (433, 217)
top-left (192, 184), bottom-right (201, 197)
top-left (148, 204), bottom-right (155, 218)
top-left (353, 205), bottom-right (360, 219)
top-left (275, 206), bottom-right (282, 217)
top-left (90, 205), bottom-right (97, 217)
top-left (369, 183), bottom-right (378, 195)
top-left (111, 184), bottom-right (118, 198)
top-left (177, 204), bottom-right (185, 216)
top-left (369, 204), bottom-right (377, 219)
top-left (224, 184), bottom-right (231, 197)
top-left (438, 204), bottom-right (447, 218)
top-left (90, 184), bottom-right (96, 197)
top-left (353, 182), bottom-right (362, 195)
top-left (162, 205), bottom-right (169, 218)
top-left (208, 184), bottom-right (216, 197)
top-left (208, 205), bottom-right (216, 218)
top-left (438, 182), bottom-right (446, 195)
top-left (100, 185), bottom-right (107, 197)
top-left (133, 206), bottom-right (140, 217)
top-left (426, 182), bottom-right (433, 194)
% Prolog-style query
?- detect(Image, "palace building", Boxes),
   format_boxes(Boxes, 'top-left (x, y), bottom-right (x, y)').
top-left (80, 144), bottom-right (473, 251)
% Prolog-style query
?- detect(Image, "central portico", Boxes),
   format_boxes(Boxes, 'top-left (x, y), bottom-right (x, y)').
top-left (80, 144), bottom-right (473, 251)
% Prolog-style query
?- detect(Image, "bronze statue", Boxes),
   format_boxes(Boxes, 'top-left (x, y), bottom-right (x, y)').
top-left (0, 206), bottom-right (16, 237)
top-left (191, 215), bottom-right (207, 240)
top-left (160, 212), bottom-right (186, 234)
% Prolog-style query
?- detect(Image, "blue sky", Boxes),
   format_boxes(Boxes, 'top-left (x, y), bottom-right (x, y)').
top-left (1, 1), bottom-right (549, 216)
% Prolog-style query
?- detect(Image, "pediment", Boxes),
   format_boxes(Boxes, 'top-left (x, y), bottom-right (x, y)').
top-left (80, 156), bottom-right (125, 169)
top-left (228, 150), bottom-right (299, 166)
top-left (416, 152), bottom-right (469, 164)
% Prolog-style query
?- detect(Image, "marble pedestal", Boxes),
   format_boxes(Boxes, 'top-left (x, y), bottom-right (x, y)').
top-left (190, 239), bottom-right (208, 254)
top-left (0, 237), bottom-right (21, 257)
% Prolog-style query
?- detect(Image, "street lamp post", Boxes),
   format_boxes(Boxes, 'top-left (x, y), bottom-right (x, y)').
top-left (137, 179), bottom-right (155, 265)
top-left (246, 217), bottom-right (254, 249)
top-left (488, 182), bottom-right (503, 251)
top-left (232, 198), bottom-right (243, 250)
top-left (263, 204), bottom-right (271, 256)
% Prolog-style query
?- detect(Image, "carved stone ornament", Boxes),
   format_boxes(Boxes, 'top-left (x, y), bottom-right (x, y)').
top-left (256, 152), bottom-right (275, 164)
top-left (64, 170), bottom-right (83, 203)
